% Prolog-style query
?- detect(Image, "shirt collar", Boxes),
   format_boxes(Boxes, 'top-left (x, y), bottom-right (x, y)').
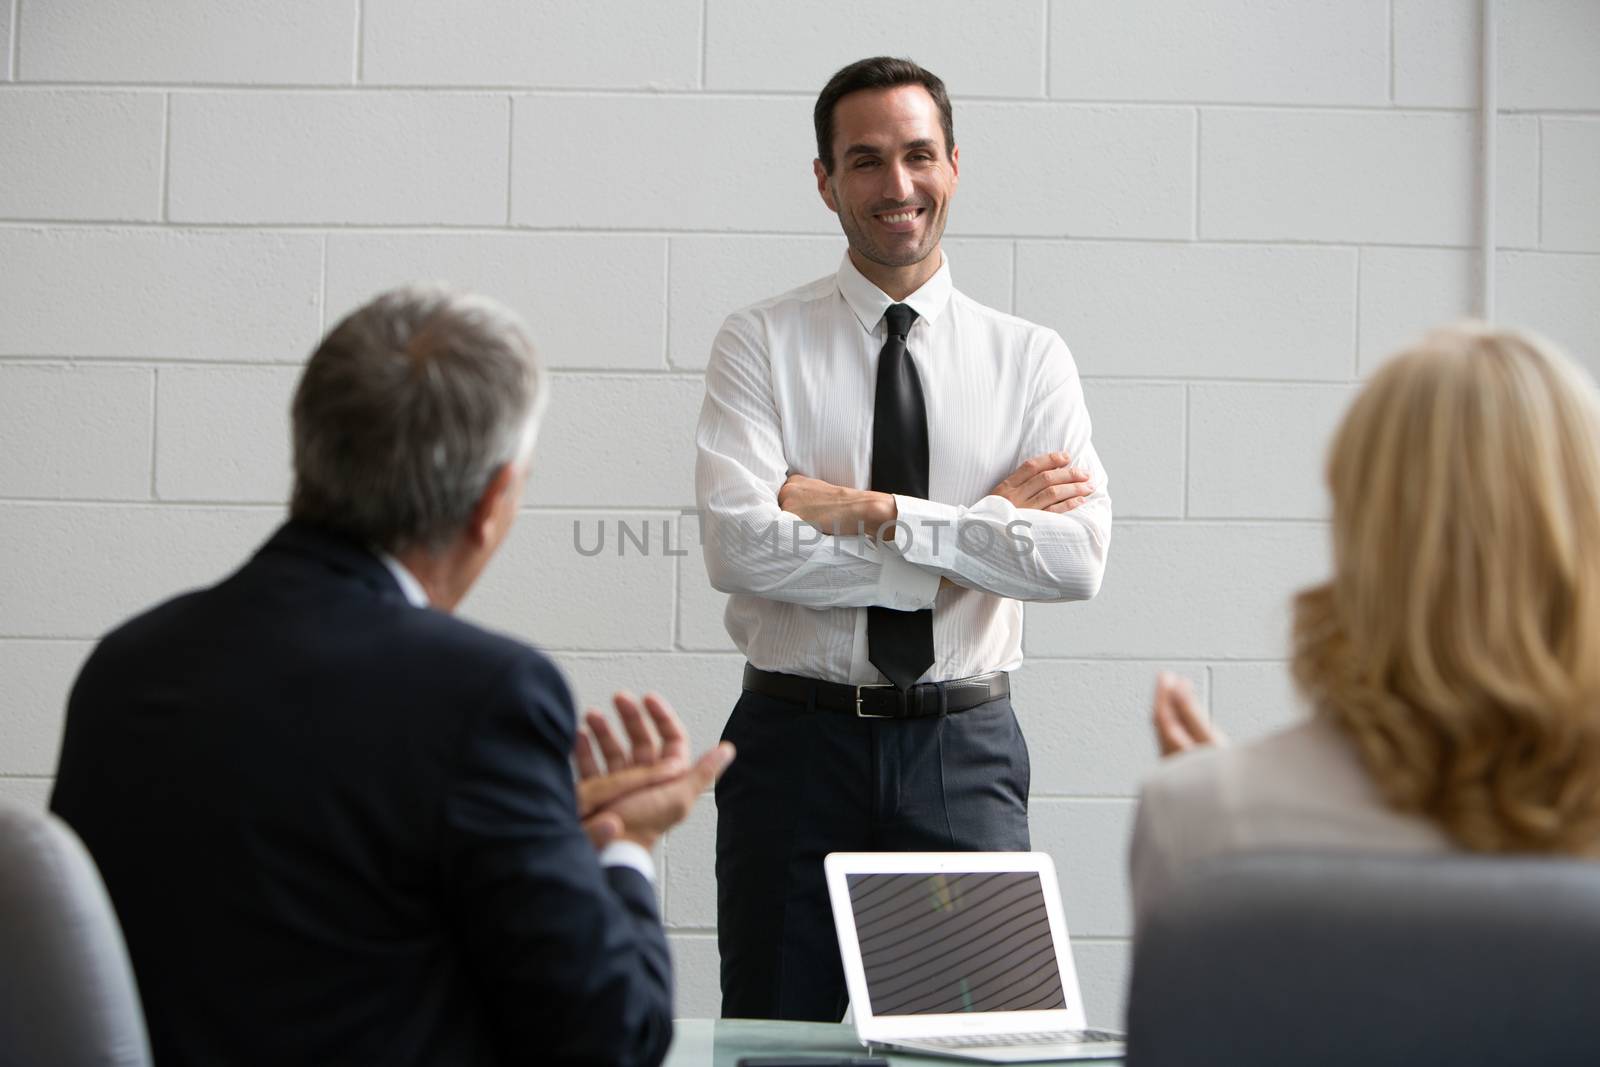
top-left (376, 550), bottom-right (430, 608)
top-left (835, 250), bottom-right (954, 336)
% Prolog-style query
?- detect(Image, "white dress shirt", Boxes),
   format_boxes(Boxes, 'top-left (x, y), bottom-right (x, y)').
top-left (695, 253), bottom-right (1112, 685)
top-left (376, 548), bottom-right (655, 883)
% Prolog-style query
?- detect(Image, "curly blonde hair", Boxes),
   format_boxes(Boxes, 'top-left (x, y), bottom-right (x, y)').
top-left (1293, 324), bottom-right (1600, 853)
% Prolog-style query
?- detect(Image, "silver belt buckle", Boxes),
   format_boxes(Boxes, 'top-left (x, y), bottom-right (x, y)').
top-left (854, 682), bottom-right (897, 718)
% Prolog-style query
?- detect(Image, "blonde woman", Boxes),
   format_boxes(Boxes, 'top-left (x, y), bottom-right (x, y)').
top-left (1130, 324), bottom-right (1600, 924)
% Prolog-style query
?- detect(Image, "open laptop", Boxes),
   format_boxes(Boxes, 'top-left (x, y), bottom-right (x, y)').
top-left (823, 852), bottom-right (1125, 1063)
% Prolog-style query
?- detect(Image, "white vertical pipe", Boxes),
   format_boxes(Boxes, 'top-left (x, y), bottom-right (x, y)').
top-left (1481, 0), bottom-right (1498, 320)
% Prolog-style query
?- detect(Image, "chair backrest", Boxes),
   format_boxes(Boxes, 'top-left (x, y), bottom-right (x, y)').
top-left (0, 800), bottom-right (152, 1067)
top-left (1125, 850), bottom-right (1600, 1067)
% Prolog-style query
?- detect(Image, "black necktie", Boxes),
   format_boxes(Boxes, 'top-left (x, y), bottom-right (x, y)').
top-left (868, 303), bottom-right (935, 691)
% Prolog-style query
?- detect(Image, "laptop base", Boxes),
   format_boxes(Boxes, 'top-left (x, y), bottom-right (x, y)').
top-left (881, 1035), bottom-right (1125, 1063)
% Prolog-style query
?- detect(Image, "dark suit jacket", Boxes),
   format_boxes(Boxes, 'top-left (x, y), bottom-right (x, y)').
top-left (50, 521), bottom-right (674, 1067)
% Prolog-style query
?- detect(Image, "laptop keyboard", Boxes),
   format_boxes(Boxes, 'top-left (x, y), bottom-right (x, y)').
top-left (912, 1029), bottom-right (1123, 1048)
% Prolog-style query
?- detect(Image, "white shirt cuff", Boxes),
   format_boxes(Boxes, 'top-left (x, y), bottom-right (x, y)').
top-left (598, 840), bottom-right (656, 884)
top-left (892, 494), bottom-right (965, 570)
top-left (824, 521), bottom-right (939, 610)
top-left (875, 549), bottom-right (939, 610)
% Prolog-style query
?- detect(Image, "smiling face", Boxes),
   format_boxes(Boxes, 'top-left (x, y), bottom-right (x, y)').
top-left (814, 84), bottom-right (959, 291)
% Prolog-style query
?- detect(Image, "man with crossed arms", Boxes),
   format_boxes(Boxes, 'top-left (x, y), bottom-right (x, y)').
top-left (695, 56), bottom-right (1113, 1022)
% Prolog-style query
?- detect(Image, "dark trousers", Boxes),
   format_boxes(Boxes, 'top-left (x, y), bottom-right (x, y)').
top-left (715, 685), bottom-right (1031, 1022)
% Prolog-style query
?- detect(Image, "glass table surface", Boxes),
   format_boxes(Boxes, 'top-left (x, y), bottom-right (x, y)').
top-left (664, 1018), bottom-right (1124, 1066)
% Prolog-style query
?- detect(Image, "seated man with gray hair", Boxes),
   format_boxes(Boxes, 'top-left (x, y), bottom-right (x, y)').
top-left (50, 286), bottom-right (730, 1067)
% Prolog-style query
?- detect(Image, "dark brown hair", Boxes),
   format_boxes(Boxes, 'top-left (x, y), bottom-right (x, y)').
top-left (814, 56), bottom-right (954, 174)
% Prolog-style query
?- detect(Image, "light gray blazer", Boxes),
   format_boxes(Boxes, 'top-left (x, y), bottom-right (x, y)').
top-left (1129, 715), bottom-right (1454, 929)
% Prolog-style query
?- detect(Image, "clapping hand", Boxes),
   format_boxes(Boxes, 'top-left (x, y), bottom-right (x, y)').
top-left (574, 692), bottom-right (734, 850)
top-left (1152, 671), bottom-right (1227, 757)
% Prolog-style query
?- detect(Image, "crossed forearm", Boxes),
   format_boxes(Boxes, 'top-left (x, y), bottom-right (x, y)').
top-left (777, 474), bottom-right (899, 537)
top-left (777, 452), bottom-right (1094, 535)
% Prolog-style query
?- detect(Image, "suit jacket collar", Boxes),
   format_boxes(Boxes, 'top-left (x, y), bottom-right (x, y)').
top-left (256, 520), bottom-right (411, 606)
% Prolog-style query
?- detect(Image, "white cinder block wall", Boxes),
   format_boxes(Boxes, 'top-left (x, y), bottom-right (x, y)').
top-left (2, 0), bottom-right (1597, 1022)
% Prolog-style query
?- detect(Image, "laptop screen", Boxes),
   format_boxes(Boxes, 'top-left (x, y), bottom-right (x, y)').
top-left (845, 871), bottom-right (1068, 1016)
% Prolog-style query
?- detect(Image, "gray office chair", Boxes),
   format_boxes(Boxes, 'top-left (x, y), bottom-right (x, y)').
top-left (0, 800), bottom-right (152, 1067)
top-left (1126, 850), bottom-right (1600, 1066)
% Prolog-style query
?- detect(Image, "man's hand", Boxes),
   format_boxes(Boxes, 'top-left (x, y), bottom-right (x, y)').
top-left (593, 743), bottom-right (734, 852)
top-left (779, 474), bottom-right (896, 536)
top-left (989, 452), bottom-right (1094, 513)
top-left (573, 691), bottom-right (735, 851)
top-left (1152, 671), bottom-right (1227, 758)
top-left (574, 692), bottom-right (685, 846)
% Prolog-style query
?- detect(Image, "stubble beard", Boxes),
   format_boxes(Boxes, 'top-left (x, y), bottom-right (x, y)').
top-left (839, 201), bottom-right (947, 271)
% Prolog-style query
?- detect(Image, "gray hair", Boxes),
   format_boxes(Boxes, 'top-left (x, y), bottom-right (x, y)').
top-left (290, 284), bottom-right (546, 553)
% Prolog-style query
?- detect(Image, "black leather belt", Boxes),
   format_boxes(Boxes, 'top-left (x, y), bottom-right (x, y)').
top-left (742, 665), bottom-right (1009, 719)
